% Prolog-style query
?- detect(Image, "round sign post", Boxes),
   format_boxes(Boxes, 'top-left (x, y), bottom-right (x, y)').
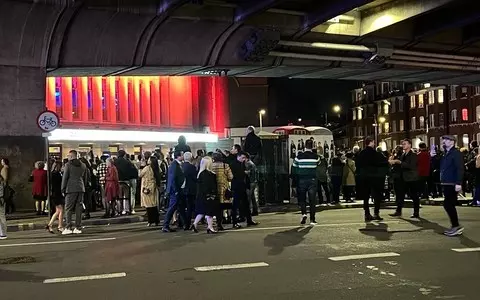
top-left (37, 110), bottom-right (60, 217)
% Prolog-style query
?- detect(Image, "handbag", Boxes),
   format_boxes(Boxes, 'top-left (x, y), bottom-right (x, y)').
top-left (142, 187), bottom-right (151, 195)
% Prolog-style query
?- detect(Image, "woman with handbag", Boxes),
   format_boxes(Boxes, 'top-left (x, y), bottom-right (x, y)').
top-left (211, 153), bottom-right (233, 231)
top-left (105, 158), bottom-right (120, 218)
top-left (139, 156), bottom-right (161, 226)
top-left (191, 157), bottom-right (219, 233)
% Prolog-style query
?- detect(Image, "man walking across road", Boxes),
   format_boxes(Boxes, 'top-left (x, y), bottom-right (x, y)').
top-left (389, 139), bottom-right (421, 218)
top-left (163, 150), bottom-right (186, 232)
top-left (61, 150), bottom-right (87, 235)
top-left (440, 135), bottom-right (464, 237)
top-left (291, 139), bottom-right (319, 225)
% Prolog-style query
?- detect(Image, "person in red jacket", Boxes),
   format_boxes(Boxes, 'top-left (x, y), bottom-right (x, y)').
top-left (417, 142), bottom-right (431, 200)
top-left (31, 162), bottom-right (48, 215)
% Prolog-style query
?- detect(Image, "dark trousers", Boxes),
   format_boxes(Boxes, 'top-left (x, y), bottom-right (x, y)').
top-left (184, 194), bottom-right (195, 227)
top-left (317, 181), bottom-right (330, 204)
top-left (343, 186), bottom-right (354, 201)
top-left (83, 188), bottom-right (92, 215)
top-left (297, 178), bottom-right (317, 221)
top-left (232, 187), bottom-right (252, 225)
top-left (163, 192), bottom-right (186, 229)
top-left (418, 176), bottom-right (429, 199)
top-left (395, 179), bottom-right (420, 215)
top-left (146, 207), bottom-right (159, 225)
top-left (5, 195), bottom-right (15, 214)
top-left (443, 185), bottom-right (460, 227)
top-left (331, 176), bottom-right (342, 203)
top-left (357, 177), bottom-right (383, 216)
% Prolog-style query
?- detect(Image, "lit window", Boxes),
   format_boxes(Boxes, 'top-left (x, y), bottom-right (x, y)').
top-left (399, 119), bottom-right (404, 131)
top-left (450, 85), bottom-right (457, 100)
top-left (477, 133), bottom-right (480, 144)
top-left (428, 91), bottom-right (435, 105)
top-left (418, 94), bottom-right (424, 108)
top-left (384, 122), bottom-right (389, 133)
top-left (411, 117), bottom-right (416, 130)
top-left (377, 103), bottom-right (382, 114)
top-left (378, 124), bottom-right (382, 134)
top-left (451, 109), bottom-right (457, 123)
top-left (438, 89), bottom-right (444, 103)
top-left (461, 87), bottom-right (468, 98)
top-left (462, 108), bottom-right (468, 121)
top-left (352, 110), bottom-right (356, 120)
top-left (476, 105), bottom-right (480, 121)
top-left (439, 113), bottom-right (444, 126)
top-left (429, 114), bottom-right (435, 128)
top-left (475, 86), bottom-right (480, 95)
top-left (410, 96), bottom-right (416, 108)
top-left (398, 98), bottom-right (404, 112)
top-left (463, 134), bottom-right (469, 148)
top-left (384, 103), bottom-right (389, 114)
top-left (419, 116), bottom-right (425, 129)
top-left (358, 109), bottom-right (363, 120)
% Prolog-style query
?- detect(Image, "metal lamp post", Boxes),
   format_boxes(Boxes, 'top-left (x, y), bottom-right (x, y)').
top-left (259, 109), bottom-right (266, 131)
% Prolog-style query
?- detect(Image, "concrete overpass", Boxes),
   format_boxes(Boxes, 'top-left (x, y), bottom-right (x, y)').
top-left (2, 0), bottom-right (480, 84)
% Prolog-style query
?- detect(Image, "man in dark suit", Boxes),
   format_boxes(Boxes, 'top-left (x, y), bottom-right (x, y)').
top-left (389, 138), bottom-right (420, 218)
top-left (182, 152), bottom-right (197, 229)
top-left (163, 150), bottom-right (186, 232)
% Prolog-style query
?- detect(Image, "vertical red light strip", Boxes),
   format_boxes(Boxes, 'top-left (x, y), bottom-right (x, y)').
top-left (160, 77), bottom-right (170, 126)
top-left (133, 77), bottom-right (141, 124)
top-left (142, 77), bottom-right (151, 124)
top-left (210, 77), bottom-right (218, 132)
top-left (78, 77), bottom-right (89, 122)
top-left (46, 77), bottom-right (56, 111)
top-left (215, 76), bottom-right (228, 136)
top-left (106, 77), bottom-right (116, 124)
top-left (169, 76), bottom-right (192, 128)
top-left (191, 76), bottom-right (200, 130)
top-left (118, 77), bottom-right (129, 123)
top-left (91, 76), bottom-right (103, 122)
top-left (61, 77), bottom-right (73, 122)
top-left (150, 77), bottom-right (161, 126)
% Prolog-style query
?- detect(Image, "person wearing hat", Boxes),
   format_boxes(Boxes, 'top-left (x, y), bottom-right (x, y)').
top-left (440, 135), bottom-right (464, 237)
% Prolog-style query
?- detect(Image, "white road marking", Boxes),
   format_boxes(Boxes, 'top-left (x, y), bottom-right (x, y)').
top-left (451, 247), bottom-right (480, 253)
top-left (0, 237), bottom-right (116, 248)
top-left (44, 272), bottom-right (126, 284)
top-left (329, 252), bottom-right (400, 261)
top-left (194, 262), bottom-right (269, 272)
top-left (232, 221), bottom-right (402, 232)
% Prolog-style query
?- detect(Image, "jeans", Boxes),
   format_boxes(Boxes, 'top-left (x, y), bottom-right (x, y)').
top-left (129, 179), bottom-right (137, 211)
top-left (163, 192), bottom-right (186, 229)
top-left (317, 181), bottom-right (330, 204)
top-left (232, 187), bottom-right (252, 225)
top-left (395, 180), bottom-right (420, 215)
top-left (65, 192), bottom-right (84, 229)
top-left (474, 185), bottom-right (480, 202)
top-left (443, 185), bottom-right (460, 227)
top-left (248, 182), bottom-right (259, 214)
top-left (0, 203), bottom-right (6, 237)
top-left (297, 178), bottom-right (317, 221)
top-left (357, 177), bottom-right (383, 216)
top-left (331, 176), bottom-right (342, 203)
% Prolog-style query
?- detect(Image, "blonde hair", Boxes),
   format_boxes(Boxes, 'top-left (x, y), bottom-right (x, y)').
top-left (106, 157), bottom-right (114, 166)
top-left (197, 156), bottom-right (213, 178)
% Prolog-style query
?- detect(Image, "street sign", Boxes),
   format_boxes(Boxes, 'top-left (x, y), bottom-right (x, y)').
top-left (37, 110), bottom-right (59, 132)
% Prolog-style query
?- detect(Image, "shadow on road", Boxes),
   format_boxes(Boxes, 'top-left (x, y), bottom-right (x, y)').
top-left (0, 268), bottom-right (46, 283)
top-left (359, 222), bottom-right (423, 241)
top-left (263, 226), bottom-right (313, 256)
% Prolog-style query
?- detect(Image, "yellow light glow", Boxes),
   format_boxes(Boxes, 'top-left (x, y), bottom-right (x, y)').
top-left (259, 109), bottom-right (266, 115)
top-left (333, 105), bottom-right (341, 113)
top-left (378, 116), bottom-right (386, 123)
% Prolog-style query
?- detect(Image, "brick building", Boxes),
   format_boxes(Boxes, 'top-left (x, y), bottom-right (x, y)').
top-left (349, 83), bottom-right (480, 151)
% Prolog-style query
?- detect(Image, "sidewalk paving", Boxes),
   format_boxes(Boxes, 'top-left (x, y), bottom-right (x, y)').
top-left (5, 196), bottom-right (476, 232)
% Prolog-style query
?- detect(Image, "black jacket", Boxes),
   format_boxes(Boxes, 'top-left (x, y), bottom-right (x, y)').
top-left (167, 160), bottom-right (185, 194)
top-left (440, 147), bottom-right (464, 185)
top-left (182, 162), bottom-right (197, 196)
top-left (400, 150), bottom-right (419, 182)
top-left (244, 132), bottom-right (262, 156)
top-left (356, 147), bottom-right (389, 179)
top-left (230, 159), bottom-right (247, 190)
top-left (115, 157), bottom-right (137, 181)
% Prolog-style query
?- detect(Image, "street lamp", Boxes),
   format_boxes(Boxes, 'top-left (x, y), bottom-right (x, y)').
top-left (259, 109), bottom-right (266, 131)
top-left (298, 118), bottom-right (302, 123)
top-left (333, 105), bottom-right (341, 114)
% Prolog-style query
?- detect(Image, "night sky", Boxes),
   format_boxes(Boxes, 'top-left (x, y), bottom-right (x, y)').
top-left (269, 78), bottom-right (359, 126)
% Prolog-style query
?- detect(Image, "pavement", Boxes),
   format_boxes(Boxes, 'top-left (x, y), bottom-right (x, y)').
top-left (6, 195), bottom-right (475, 232)
top-left (1, 206), bottom-right (479, 299)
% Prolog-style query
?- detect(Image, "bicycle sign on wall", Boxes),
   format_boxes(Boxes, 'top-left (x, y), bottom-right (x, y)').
top-left (37, 110), bottom-right (60, 132)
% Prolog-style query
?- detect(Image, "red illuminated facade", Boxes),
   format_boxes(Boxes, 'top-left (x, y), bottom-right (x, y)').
top-left (46, 76), bottom-right (229, 135)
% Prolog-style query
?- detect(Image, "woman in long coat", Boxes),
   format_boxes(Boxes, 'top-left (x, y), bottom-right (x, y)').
top-left (342, 152), bottom-right (356, 203)
top-left (105, 158), bottom-right (120, 217)
top-left (211, 153), bottom-right (233, 230)
top-left (139, 156), bottom-right (161, 226)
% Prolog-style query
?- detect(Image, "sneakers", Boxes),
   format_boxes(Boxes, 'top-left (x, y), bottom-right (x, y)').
top-left (73, 228), bottom-right (82, 234)
top-left (62, 228), bottom-right (73, 235)
top-left (444, 226), bottom-right (464, 237)
top-left (310, 220), bottom-right (317, 226)
top-left (373, 215), bottom-right (384, 221)
top-left (131, 210), bottom-right (136, 215)
top-left (0, 236), bottom-right (7, 240)
top-left (301, 214), bottom-right (307, 225)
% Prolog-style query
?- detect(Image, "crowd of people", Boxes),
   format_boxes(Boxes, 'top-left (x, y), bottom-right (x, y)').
top-left (0, 131), bottom-right (263, 239)
top-left (291, 135), bottom-right (467, 237)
